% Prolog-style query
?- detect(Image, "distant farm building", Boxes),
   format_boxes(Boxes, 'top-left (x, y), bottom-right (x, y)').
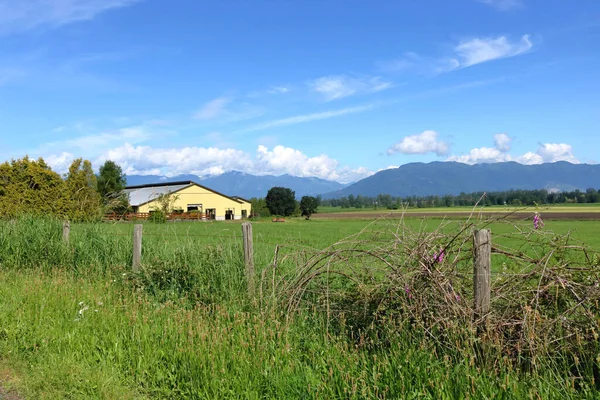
top-left (123, 181), bottom-right (251, 220)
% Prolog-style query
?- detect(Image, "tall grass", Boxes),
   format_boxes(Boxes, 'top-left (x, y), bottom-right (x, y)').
top-left (0, 215), bottom-right (599, 398)
top-left (1, 269), bottom-right (591, 399)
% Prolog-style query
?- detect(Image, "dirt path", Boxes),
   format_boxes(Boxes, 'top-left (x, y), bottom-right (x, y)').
top-left (0, 368), bottom-right (22, 400)
top-left (0, 387), bottom-right (21, 400)
top-left (313, 211), bottom-right (600, 220)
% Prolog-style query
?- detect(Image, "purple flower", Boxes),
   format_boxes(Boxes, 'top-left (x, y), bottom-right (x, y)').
top-left (404, 286), bottom-right (412, 299)
top-left (433, 248), bottom-right (445, 263)
top-left (533, 213), bottom-right (545, 230)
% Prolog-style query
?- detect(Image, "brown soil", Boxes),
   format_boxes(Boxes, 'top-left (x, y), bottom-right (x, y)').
top-left (313, 211), bottom-right (600, 221)
top-left (0, 368), bottom-right (22, 400)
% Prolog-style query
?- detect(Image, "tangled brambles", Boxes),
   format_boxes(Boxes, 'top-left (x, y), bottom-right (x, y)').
top-left (268, 208), bottom-right (600, 384)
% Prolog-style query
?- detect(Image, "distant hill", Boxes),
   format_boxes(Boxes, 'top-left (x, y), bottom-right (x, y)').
top-left (125, 171), bottom-right (346, 198)
top-left (324, 161), bottom-right (600, 198)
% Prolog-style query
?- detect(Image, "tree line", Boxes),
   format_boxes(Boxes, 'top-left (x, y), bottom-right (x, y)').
top-left (320, 188), bottom-right (600, 209)
top-left (0, 156), bottom-right (128, 221)
top-left (251, 187), bottom-right (320, 219)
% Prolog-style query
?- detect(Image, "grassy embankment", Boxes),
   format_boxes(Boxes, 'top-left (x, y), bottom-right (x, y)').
top-left (0, 215), bottom-right (599, 399)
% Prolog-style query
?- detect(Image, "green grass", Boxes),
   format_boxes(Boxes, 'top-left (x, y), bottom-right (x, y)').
top-left (318, 204), bottom-right (600, 214)
top-left (1, 216), bottom-right (600, 398)
top-left (0, 268), bottom-right (592, 399)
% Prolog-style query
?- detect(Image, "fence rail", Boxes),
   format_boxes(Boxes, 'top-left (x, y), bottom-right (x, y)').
top-left (104, 212), bottom-right (212, 221)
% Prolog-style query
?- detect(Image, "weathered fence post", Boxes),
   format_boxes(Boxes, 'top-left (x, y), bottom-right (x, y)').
top-left (242, 222), bottom-right (255, 299)
top-left (62, 220), bottom-right (70, 244)
top-left (473, 229), bottom-right (491, 327)
top-left (132, 224), bottom-right (143, 272)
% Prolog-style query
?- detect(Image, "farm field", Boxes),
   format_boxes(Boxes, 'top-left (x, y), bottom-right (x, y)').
top-left (315, 204), bottom-right (600, 222)
top-left (86, 214), bottom-right (600, 252)
top-left (317, 203), bottom-right (600, 214)
top-left (1, 215), bottom-right (600, 398)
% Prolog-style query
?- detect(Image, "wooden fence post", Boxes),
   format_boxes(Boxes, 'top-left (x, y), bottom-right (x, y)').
top-left (62, 220), bottom-right (70, 244)
top-left (242, 222), bottom-right (255, 299)
top-left (132, 224), bottom-right (143, 272)
top-left (473, 229), bottom-right (491, 326)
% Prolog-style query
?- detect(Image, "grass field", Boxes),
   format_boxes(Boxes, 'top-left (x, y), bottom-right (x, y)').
top-left (1, 215), bottom-right (600, 398)
top-left (318, 203), bottom-right (600, 214)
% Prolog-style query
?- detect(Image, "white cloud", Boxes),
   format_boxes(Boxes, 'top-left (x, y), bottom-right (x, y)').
top-left (447, 147), bottom-right (512, 164)
top-left (0, 0), bottom-right (139, 35)
top-left (45, 152), bottom-right (76, 175)
top-left (518, 143), bottom-right (579, 164)
top-left (243, 104), bottom-right (375, 132)
top-left (388, 130), bottom-right (449, 156)
top-left (493, 133), bottom-right (512, 152)
top-left (193, 97), bottom-right (231, 120)
top-left (383, 35), bottom-right (532, 76)
top-left (99, 143), bottom-right (253, 178)
top-left (310, 75), bottom-right (392, 101)
top-left (448, 133), bottom-right (513, 163)
top-left (447, 135), bottom-right (579, 165)
top-left (90, 144), bottom-right (372, 184)
top-left (254, 145), bottom-right (372, 183)
top-left (477, 0), bottom-right (523, 11)
top-left (446, 35), bottom-right (533, 70)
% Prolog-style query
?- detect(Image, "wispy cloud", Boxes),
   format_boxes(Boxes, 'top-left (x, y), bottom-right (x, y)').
top-left (383, 35), bottom-right (533, 75)
top-left (309, 75), bottom-right (392, 101)
top-left (44, 126), bottom-right (152, 153)
top-left (378, 52), bottom-right (422, 73)
top-left (442, 35), bottom-right (533, 71)
top-left (193, 97), bottom-right (265, 124)
top-left (0, 0), bottom-right (140, 35)
top-left (268, 86), bottom-right (291, 94)
top-left (477, 0), bottom-right (523, 11)
top-left (193, 97), bottom-right (231, 120)
top-left (243, 104), bottom-right (376, 132)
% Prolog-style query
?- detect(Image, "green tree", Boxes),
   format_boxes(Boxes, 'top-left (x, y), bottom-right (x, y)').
top-left (0, 156), bottom-right (69, 218)
top-left (265, 187), bottom-right (296, 217)
top-left (97, 160), bottom-right (129, 215)
top-left (65, 158), bottom-right (102, 221)
top-left (250, 197), bottom-right (271, 217)
top-left (97, 160), bottom-right (127, 201)
top-left (300, 196), bottom-right (319, 220)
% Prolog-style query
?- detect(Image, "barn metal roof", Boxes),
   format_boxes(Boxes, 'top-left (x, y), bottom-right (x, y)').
top-left (124, 183), bottom-right (190, 206)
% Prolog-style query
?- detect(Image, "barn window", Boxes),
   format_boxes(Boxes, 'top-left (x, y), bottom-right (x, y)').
top-left (187, 204), bottom-right (202, 212)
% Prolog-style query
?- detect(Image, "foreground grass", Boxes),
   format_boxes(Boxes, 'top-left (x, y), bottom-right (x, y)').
top-left (1, 216), bottom-right (600, 398)
top-left (1, 268), bottom-right (592, 399)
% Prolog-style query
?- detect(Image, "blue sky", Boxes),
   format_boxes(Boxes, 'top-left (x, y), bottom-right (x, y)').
top-left (1, 0), bottom-right (599, 183)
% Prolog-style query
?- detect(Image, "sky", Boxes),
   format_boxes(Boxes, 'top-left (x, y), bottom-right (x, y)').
top-left (0, 0), bottom-right (599, 183)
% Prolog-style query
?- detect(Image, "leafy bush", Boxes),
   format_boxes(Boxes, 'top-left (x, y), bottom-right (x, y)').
top-left (149, 210), bottom-right (167, 223)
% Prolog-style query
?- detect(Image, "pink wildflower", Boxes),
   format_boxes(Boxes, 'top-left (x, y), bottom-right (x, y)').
top-left (433, 248), bottom-right (445, 263)
top-left (533, 213), bottom-right (545, 230)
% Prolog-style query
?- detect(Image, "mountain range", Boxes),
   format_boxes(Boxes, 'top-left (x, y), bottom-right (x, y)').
top-left (324, 161), bottom-right (600, 198)
top-left (125, 162), bottom-right (600, 199)
top-left (125, 171), bottom-right (347, 198)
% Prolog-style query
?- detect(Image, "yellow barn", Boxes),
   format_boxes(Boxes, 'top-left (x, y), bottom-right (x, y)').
top-left (124, 181), bottom-right (251, 220)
